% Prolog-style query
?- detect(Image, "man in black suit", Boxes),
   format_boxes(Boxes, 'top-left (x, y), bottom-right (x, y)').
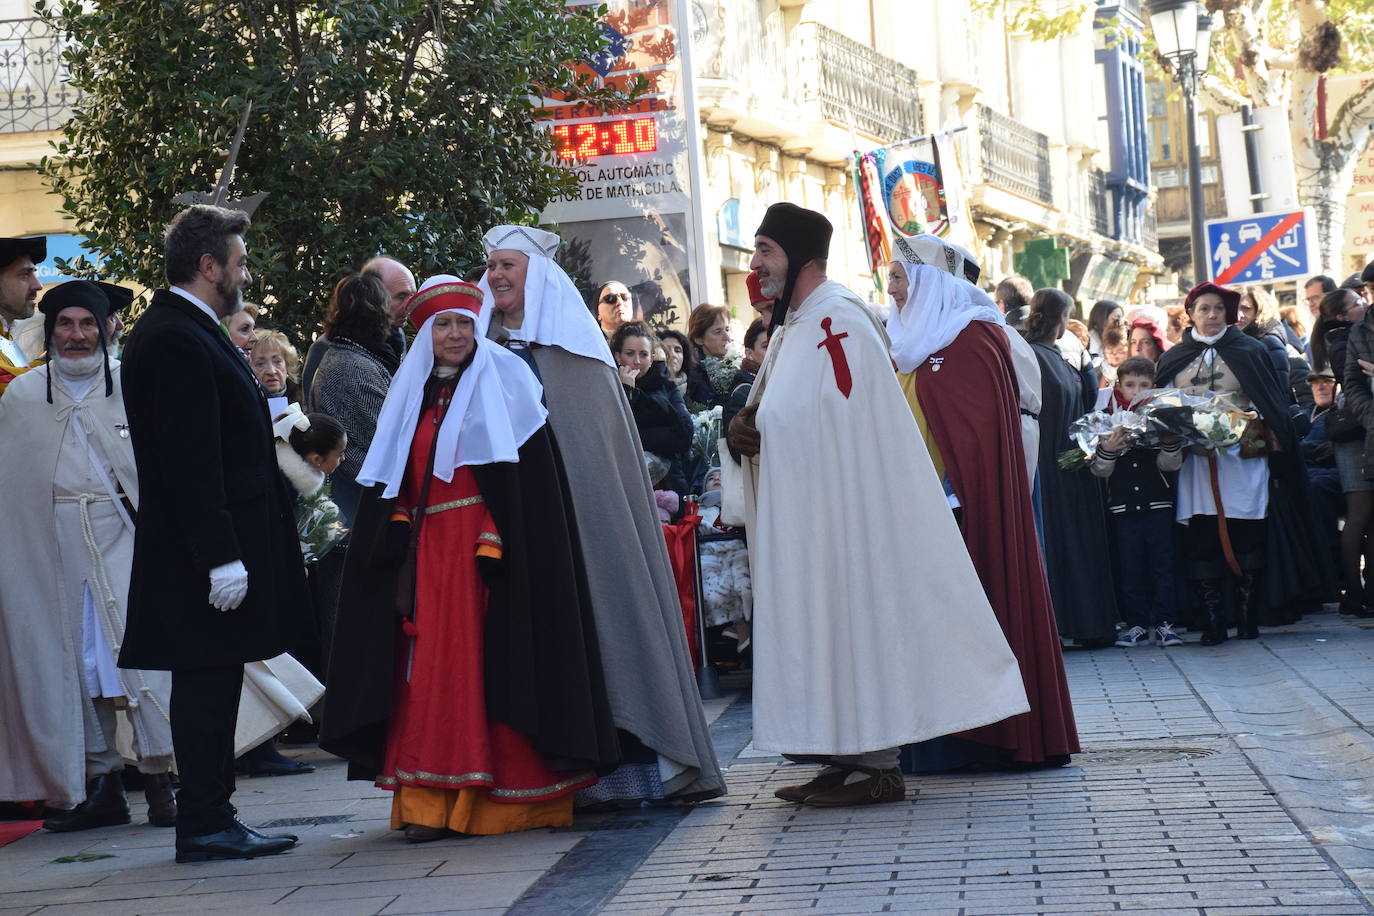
top-left (119, 205), bottom-right (312, 863)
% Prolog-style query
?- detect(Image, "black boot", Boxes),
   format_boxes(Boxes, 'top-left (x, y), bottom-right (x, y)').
top-left (142, 772), bottom-right (177, 828)
top-left (43, 773), bottom-right (130, 832)
top-left (1196, 579), bottom-right (1229, 646)
top-left (1235, 571), bottom-right (1260, 639)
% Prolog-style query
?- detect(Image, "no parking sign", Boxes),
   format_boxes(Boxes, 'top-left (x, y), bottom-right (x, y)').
top-left (1204, 209), bottom-right (1316, 286)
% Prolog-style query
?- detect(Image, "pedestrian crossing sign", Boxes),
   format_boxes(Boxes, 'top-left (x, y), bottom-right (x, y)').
top-left (1204, 209), bottom-right (1315, 286)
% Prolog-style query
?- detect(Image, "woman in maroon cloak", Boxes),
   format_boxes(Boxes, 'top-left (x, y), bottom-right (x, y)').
top-left (886, 235), bottom-right (1078, 768)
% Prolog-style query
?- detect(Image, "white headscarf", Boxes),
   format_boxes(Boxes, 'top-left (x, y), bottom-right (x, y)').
top-left (477, 225), bottom-right (615, 368)
top-left (357, 275), bottom-right (548, 498)
top-left (887, 234), bottom-right (1005, 373)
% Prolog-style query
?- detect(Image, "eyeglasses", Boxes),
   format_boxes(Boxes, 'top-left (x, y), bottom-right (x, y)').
top-left (602, 292), bottom-right (631, 304)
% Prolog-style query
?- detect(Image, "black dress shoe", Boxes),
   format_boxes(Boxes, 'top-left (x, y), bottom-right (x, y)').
top-left (234, 816), bottom-right (298, 843)
top-left (176, 821), bottom-right (296, 863)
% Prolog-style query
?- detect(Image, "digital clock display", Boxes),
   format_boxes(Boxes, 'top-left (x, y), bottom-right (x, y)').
top-left (554, 117), bottom-right (658, 159)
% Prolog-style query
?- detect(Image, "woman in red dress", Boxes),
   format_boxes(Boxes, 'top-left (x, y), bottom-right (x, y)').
top-left (323, 278), bottom-right (618, 842)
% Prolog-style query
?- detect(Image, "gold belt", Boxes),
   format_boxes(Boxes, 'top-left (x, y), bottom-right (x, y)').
top-left (423, 494), bottom-right (484, 515)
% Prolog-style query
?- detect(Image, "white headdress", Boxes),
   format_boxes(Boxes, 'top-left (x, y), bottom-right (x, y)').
top-left (887, 234), bottom-right (1004, 373)
top-left (357, 275), bottom-right (548, 498)
top-left (477, 225), bottom-right (615, 367)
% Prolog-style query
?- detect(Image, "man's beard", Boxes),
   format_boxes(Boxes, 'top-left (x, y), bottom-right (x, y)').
top-left (51, 349), bottom-right (104, 379)
top-left (216, 275), bottom-right (243, 317)
top-left (759, 272), bottom-right (783, 298)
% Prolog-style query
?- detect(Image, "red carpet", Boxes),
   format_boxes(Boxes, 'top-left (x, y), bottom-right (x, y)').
top-left (0, 820), bottom-right (42, 847)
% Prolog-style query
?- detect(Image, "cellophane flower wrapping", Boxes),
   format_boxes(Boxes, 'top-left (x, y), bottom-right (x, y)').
top-left (692, 405), bottom-right (723, 463)
top-left (1058, 387), bottom-right (1257, 470)
top-left (298, 482), bottom-right (347, 563)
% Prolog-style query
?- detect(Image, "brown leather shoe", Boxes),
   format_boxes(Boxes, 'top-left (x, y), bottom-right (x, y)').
top-left (403, 823), bottom-right (445, 843)
top-left (802, 768), bottom-right (907, 807)
top-left (773, 767), bottom-right (851, 803)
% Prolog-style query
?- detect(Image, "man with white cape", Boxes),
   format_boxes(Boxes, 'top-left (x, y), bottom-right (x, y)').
top-left (478, 225), bottom-right (724, 804)
top-left (0, 280), bottom-right (177, 829)
top-left (728, 203), bottom-right (1028, 806)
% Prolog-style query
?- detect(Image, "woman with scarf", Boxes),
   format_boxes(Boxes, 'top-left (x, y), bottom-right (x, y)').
top-left (321, 278), bottom-right (617, 841)
top-left (1023, 288), bottom-right (1119, 647)
top-left (887, 236), bottom-right (1077, 768)
top-left (1155, 282), bottom-right (1329, 644)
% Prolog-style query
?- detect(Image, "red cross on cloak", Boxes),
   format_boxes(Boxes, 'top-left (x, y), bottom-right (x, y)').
top-left (817, 316), bottom-right (852, 398)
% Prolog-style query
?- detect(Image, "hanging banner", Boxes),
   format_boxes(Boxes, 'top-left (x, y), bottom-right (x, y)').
top-left (854, 152), bottom-right (892, 291)
top-left (874, 132), bottom-right (975, 249)
top-left (539, 0), bottom-right (703, 330)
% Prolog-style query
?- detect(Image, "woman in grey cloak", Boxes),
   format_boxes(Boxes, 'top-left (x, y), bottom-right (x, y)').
top-left (479, 225), bottom-right (724, 803)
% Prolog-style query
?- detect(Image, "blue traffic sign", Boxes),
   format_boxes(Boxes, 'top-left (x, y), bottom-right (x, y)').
top-left (1205, 209), bottom-right (1313, 286)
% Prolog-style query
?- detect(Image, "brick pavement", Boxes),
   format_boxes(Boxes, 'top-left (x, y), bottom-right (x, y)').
top-left (6, 615), bottom-right (1374, 914)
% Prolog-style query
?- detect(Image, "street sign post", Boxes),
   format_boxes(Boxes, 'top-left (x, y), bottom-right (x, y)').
top-left (1204, 209), bottom-right (1316, 286)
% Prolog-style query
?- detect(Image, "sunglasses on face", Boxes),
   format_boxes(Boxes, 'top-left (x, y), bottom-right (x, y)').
top-left (602, 292), bottom-right (630, 304)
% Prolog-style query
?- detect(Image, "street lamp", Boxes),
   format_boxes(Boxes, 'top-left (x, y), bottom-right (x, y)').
top-left (1148, 0), bottom-right (1213, 283)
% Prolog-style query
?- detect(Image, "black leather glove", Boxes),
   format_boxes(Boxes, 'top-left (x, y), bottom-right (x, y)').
top-left (374, 518), bottom-right (412, 569)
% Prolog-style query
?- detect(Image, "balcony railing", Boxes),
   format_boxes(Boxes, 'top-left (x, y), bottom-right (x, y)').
top-left (1089, 168), bottom-right (1111, 237)
top-left (977, 105), bottom-right (1052, 206)
top-left (795, 23), bottom-right (921, 144)
top-left (0, 18), bottom-right (79, 134)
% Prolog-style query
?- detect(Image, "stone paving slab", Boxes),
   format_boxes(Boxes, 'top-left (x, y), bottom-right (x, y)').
top-left (12, 614), bottom-right (1374, 914)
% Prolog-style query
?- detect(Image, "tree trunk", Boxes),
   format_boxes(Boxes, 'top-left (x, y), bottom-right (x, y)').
top-left (1297, 151), bottom-right (1357, 274)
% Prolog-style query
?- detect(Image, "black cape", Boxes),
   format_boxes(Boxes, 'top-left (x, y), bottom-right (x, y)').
top-left (1031, 342), bottom-right (1118, 643)
top-left (1156, 327), bottom-right (1333, 620)
top-left (318, 423), bottom-right (620, 780)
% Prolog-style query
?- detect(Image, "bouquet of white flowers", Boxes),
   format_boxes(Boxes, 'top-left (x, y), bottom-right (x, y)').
top-left (1058, 388), bottom-right (1257, 470)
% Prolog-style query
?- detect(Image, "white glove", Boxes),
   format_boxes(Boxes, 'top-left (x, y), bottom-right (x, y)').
top-left (208, 560), bottom-right (249, 612)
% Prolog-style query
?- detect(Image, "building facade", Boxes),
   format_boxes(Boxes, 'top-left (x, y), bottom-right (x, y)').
top-left (0, 0), bottom-right (1163, 317)
top-left (691, 0), bottom-right (1161, 315)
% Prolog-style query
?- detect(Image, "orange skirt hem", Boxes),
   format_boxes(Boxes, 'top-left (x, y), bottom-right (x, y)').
top-left (389, 783), bottom-right (575, 835)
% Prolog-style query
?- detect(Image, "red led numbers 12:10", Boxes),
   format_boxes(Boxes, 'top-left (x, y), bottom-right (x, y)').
top-left (554, 117), bottom-right (658, 160)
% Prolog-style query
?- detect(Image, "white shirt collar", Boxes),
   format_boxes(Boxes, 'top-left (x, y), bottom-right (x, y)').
top-left (170, 286), bottom-right (220, 325)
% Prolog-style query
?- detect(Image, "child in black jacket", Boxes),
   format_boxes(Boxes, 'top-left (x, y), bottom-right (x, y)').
top-left (1092, 357), bottom-right (1186, 647)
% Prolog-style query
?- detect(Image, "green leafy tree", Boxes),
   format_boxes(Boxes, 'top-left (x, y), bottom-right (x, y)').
top-left (37, 0), bottom-right (640, 344)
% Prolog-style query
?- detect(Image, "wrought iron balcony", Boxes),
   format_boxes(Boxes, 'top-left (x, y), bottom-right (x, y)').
top-left (793, 23), bottom-right (921, 144)
top-left (1089, 168), bottom-right (1111, 237)
top-left (977, 105), bottom-right (1052, 206)
top-left (0, 18), bottom-right (80, 134)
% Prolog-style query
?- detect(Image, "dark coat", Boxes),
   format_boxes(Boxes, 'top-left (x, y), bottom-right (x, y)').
top-left (1157, 326), bottom-right (1333, 616)
top-left (625, 362), bottom-right (693, 494)
top-left (119, 290), bottom-right (312, 670)
top-left (1342, 310), bottom-right (1374, 478)
top-left (319, 424), bottom-right (620, 780)
top-left (1248, 326), bottom-right (1290, 392)
top-left (1030, 341), bottom-right (1116, 643)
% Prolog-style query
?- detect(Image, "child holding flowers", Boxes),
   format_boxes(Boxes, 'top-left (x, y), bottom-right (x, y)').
top-left (1090, 357), bottom-right (1185, 647)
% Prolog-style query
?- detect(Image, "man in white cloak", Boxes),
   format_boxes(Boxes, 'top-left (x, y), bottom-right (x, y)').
top-left (728, 203), bottom-right (1029, 807)
top-left (0, 280), bottom-right (176, 829)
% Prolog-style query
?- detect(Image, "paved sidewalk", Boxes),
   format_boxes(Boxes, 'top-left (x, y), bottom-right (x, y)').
top-left (7, 614), bottom-right (1374, 915)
